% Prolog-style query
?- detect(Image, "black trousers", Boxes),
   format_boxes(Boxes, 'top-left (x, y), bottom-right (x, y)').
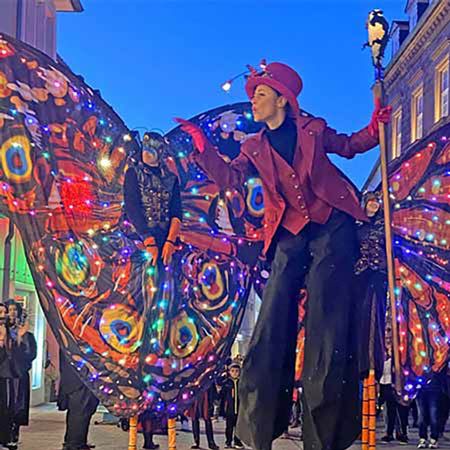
top-left (225, 413), bottom-right (242, 446)
top-left (237, 210), bottom-right (360, 450)
top-left (410, 400), bottom-right (419, 426)
top-left (192, 418), bottom-right (215, 446)
top-left (63, 386), bottom-right (99, 450)
top-left (379, 384), bottom-right (409, 436)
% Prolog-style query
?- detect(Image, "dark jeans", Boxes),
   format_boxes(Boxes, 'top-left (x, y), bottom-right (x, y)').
top-left (192, 418), bottom-right (215, 447)
top-left (63, 386), bottom-right (99, 450)
top-left (379, 384), bottom-right (409, 436)
top-left (225, 413), bottom-right (242, 446)
top-left (237, 211), bottom-right (360, 450)
top-left (417, 391), bottom-right (441, 441)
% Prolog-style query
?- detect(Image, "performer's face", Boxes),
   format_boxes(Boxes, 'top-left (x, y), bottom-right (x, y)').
top-left (229, 367), bottom-right (240, 379)
top-left (251, 84), bottom-right (287, 123)
top-left (143, 148), bottom-right (159, 166)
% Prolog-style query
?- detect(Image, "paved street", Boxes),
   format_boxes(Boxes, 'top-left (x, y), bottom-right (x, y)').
top-left (18, 404), bottom-right (450, 450)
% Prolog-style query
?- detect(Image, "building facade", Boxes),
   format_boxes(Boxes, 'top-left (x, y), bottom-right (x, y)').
top-left (0, 0), bottom-right (83, 405)
top-left (363, 0), bottom-right (450, 192)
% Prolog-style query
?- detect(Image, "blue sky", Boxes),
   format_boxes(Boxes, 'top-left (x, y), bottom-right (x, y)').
top-left (57, 0), bottom-right (406, 188)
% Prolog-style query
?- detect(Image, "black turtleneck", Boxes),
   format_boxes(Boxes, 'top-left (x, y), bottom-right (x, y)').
top-left (266, 117), bottom-right (297, 165)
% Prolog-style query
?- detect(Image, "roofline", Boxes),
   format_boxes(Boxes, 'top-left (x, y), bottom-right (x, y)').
top-left (56, 0), bottom-right (83, 12)
top-left (361, 156), bottom-right (380, 192)
top-left (385, 0), bottom-right (442, 76)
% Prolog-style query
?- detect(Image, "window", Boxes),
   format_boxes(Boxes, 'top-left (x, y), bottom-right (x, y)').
top-left (411, 86), bottom-right (424, 142)
top-left (392, 108), bottom-right (402, 159)
top-left (440, 67), bottom-right (449, 118)
top-left (435, 56), bottom-right (450, 122)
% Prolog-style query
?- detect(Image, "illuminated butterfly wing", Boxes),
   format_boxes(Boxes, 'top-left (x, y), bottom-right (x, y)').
top-left (390, 123), bottom-right (450, 398)
top-left (0, 33), bottom-right (153, 415)
top-left (361, 123), bottom-right (450, 398)
top-left (0, 34), bottom-right (259, 417)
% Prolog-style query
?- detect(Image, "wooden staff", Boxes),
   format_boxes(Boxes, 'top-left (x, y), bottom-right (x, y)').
top-left (128, 416), bottom-right (138, 450)
top-left (168, 417), bottom-right (177, 450)
top-left (372, 80), bottom-right (401, 392)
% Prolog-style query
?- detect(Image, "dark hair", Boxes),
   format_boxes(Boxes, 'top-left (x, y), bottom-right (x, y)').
top-left (5, 299), bottom-right (23, 320)
top-left (273, 89), bottom-right (292, 116)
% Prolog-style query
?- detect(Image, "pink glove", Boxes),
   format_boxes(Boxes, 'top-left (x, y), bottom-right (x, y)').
top-left (174, 118), bottom-right (207, 153)
top-left (368, 98), bottom-right (392, 137)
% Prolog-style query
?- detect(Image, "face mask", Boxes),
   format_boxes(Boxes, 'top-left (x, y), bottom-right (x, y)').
top-left (142, 132), bottom-right (166, 166)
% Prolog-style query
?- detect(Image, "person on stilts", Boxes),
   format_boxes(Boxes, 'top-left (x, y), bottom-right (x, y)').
top-left (176, 60), bottom-right (391, 450)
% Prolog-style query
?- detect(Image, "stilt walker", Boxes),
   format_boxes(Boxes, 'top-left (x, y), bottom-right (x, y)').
top-left (177, 54), bottom-right (392, 450)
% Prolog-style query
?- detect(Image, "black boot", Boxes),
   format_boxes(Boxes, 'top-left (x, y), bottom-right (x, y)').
top-left (143, 432), bottom-right (159, 450)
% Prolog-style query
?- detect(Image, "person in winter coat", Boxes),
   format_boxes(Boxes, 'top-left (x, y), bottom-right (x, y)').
top-left (220, 363), bottom-right (243, 449)
top-left (5, 300), bottom-right (37, 448)
top-left (187, 384), bottom-right (219, 450)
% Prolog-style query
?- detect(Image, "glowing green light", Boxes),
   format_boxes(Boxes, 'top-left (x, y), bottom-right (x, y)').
top-left (143, 374), bottom-right (152, 383)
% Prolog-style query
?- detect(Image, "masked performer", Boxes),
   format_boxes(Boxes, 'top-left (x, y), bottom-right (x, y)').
top-left (123, 132), bottom-right (182, 364)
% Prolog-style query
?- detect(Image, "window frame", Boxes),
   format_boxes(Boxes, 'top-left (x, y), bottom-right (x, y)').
top-left (411, 85), bottom-right (424, 143)
top-left (435, 54), bottom-right (450, 123)
top-left (392, 107), bottom-right (403, 160)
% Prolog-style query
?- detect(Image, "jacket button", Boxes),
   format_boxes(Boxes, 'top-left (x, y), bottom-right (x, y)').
top-left (304, 215), bottom-right (309, 219)
top-left (291, 173), bottom-right (296, 178)
top-left (339, 195), bottom-right (345, 199)
top-left (294, 185), bottom-right (299, 189)
top-left (253, 151), bottom-right (259, 156)
top-left (297, 194), bottom-right (302, 199)
top-left (308, 131), bottom-right (314, 136)
top-left (300, 205), bottom-right (305, 210)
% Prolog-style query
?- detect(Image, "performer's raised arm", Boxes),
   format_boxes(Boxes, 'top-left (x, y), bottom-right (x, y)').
top-left (175, 118), bottom-right (253, 190)
top-left (323, 98), bottom-right (392, 159)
